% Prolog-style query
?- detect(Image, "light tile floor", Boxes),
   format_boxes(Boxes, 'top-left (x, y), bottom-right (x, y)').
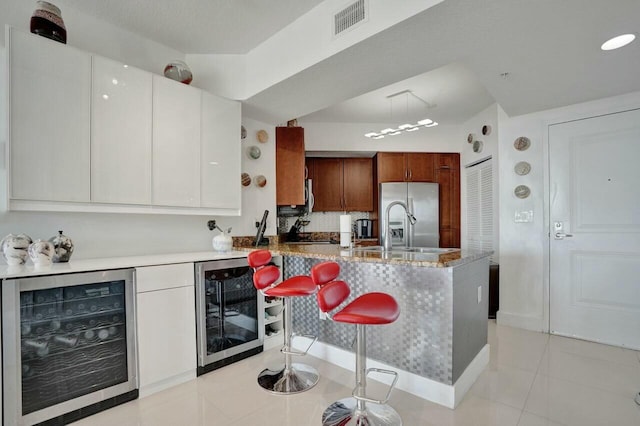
top-left (74, 321), bottom-right (640, 425)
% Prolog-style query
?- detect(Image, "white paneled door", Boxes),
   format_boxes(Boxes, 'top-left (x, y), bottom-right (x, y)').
top-left (549, 108), bottom-right (640, 349)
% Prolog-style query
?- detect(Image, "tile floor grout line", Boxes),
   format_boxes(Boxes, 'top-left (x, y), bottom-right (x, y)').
top-left (516, 333), bottom-right (551, 426)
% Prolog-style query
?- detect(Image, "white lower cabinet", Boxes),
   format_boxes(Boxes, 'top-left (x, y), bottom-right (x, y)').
top-left (135, 263), bottom-right (196, 397)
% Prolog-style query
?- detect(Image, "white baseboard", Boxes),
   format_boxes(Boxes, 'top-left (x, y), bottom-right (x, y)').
top-left (293, 338), bottom-right (489, 409)
top-left (139, 369), bottom-right (197, 398)
top-left (496, 310), bottom-right (546, 332)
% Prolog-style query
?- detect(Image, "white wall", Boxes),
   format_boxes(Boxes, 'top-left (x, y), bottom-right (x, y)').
top-left (497, 90), bottom-right (640, 332)
top-left (459, 104), bottom-right (500, 257)
top-left (301, 121), bottom-right (461, 153)
top-left (0, 2), bottom-right (184, 75)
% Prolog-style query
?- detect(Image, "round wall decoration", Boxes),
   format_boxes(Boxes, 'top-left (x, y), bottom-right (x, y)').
top-left (514, 136), bottom-right (531, 151)
top-left (257, 130), bottom-right (268, 143)
top-left (241, 173), bottom-right (251, 187)
top-left (247, 146), bottom-right (261, 159)
top-left (241, 125), bottom-right (247, 139)
top-left (254, 175), bottom-right (267, 187)
top-left (482, 125), bottom-right (492, 136)
top-left (467, 133), bottom-right (475, 143)
top-left (514, 185), bottom-right (531, 199)
top-left (514, 161), bottom-right (532, 175)
top-left (473, 140), bottom-right (483, 153)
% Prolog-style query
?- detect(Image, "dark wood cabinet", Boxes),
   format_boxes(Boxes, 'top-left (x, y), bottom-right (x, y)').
top-left (376, 152), bottom-right (435, 182)
top-left (309, 157), bottom-right (373, 212)
top-left (276, 127), bottom-right (305, 206)
top-left (435, 153), bottom-right (460, 248)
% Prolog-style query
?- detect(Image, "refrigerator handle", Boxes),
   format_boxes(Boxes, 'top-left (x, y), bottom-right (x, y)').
top-left (407, 197), bottom-right (414, 247)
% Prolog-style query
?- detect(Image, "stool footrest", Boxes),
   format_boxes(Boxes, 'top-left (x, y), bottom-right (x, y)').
top-left (281, 333), bottom-right (317, 356)
top-left (352, 368), bottom-right (399, 404)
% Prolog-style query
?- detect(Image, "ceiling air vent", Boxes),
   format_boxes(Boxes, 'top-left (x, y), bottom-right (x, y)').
top-left (334, 0), bottom-right (367, 36)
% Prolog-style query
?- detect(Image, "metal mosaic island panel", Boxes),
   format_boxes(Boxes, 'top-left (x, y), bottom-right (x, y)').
top-left (285, 256), bottom-right (455, 385)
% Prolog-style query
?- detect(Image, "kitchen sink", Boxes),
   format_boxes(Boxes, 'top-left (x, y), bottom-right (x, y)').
top-left (351, 246), bottom-right (459, 254)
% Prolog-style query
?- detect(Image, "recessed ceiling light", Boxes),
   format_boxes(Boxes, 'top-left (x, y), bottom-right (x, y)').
top-left (601, 34), bottom-right (636, 51)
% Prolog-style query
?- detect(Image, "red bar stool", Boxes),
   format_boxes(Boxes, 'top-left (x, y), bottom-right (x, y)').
top-left (312, 261), bottom-right (402, 426)
top-left (247, 250), bottom-right (319, 394)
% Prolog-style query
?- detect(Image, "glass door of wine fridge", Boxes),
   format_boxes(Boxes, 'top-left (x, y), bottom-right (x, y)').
top-left (195, 258), bottom-right (264, 374)
top-left (2, 269), bottom-right (138, 425)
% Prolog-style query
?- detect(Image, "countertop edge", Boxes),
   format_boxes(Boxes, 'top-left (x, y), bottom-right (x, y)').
top-left (0, 251), bottom-right (248, 279)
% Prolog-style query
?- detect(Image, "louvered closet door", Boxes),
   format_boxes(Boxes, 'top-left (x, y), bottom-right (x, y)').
top-left (466, 159), bottom-right (494, 260)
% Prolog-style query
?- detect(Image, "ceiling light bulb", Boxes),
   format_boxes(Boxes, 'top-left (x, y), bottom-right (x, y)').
top-left (380, 128), bottom-right (395, 134)
top-left (364, 132), bottom-right (378, 138)
top-left (417, 119), bottom-right (433, 125)
top-left (601, 34), bottom-right (636, 50)
top-left (398, 124), bottom-right (414, 130)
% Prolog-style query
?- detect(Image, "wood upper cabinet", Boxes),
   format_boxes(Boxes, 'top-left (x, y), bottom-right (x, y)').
top-left (376, 152), bottom-right (435, 182)
top-left (276, 127), bottom-right (305, 206)
top-left (309, 157), bottom-right (373, 212)
top-left (343, 158), bottom-right (373, 211)
top-left (435, 153), bottom-right (461, 248)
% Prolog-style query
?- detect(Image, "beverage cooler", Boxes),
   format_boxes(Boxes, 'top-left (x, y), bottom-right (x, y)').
top-left (195, 258), bottom-right (264, 375)
top-left (2, 270), bottom-right (138, 425)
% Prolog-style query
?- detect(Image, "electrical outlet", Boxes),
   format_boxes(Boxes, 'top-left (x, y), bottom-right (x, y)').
top-left (477, 286), bottom-right (482, 304)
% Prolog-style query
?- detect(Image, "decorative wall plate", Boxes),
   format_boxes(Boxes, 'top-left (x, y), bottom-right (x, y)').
top-left (514, 161), bottom-right (531, 175)
top-left (247, 146), bottom-right (261, 159)
top-left (257, 130), bottom-right (268, 143)
top-left (482, 125), bottom-right (492, 136)
top-left (467, 133), bottom-right (475, 143)
top-left (255, 175), bottom-right (267, 187)
top-left (473, 140), bottom-right (483, 153)
top-left (241, 125), bottom-right (247, 140)
top-left (514, 185), bottom-right (531, 199)
top-left (241, 173), bottom-right (251, 187)
top-left (514, 136), bottom-right (531, 151)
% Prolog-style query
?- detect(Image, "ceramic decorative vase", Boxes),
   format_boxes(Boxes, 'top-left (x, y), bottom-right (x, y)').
top-left (30, 1), bottom-right (67, 44)
top-left (164, 60), bottom-right (193, 85)
top-left (212, 233), bottom-right (233, 252)
top-left (49, 230), bottom-right (74, 262)
top-left (28, 240), bottom-right (55, 267)
top-left (1, 233), bottom-right (32, 265)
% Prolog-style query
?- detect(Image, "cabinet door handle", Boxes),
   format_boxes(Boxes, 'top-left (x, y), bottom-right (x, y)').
top-left (409, 169), bottom-right (412, 180)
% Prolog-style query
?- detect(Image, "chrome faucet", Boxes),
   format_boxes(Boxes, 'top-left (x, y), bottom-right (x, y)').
top-left (383, 201), bottom-right (417, 251)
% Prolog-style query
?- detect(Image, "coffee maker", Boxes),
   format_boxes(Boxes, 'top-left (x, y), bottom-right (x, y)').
top-left (355, 219), bottom-right (373, 239)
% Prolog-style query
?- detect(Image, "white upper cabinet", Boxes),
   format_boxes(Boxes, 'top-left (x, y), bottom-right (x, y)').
top-left (9, 28), bottom-right (91, 202)
top-left (91, 56), bottom-right (153, 204)
top-left (6, 28), bottom-right (241, 215)
top-left (201, 92), bottom-right (241, 211)
top-left (152, 75), bottom-right (201, 208)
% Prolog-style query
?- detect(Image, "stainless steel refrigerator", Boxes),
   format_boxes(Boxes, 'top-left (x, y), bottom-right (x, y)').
top-left (379, 182), bottom-right (439, 248)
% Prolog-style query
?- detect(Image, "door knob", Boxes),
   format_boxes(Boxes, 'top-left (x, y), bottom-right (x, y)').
top-left (554, 232), bottom-right (573, 239)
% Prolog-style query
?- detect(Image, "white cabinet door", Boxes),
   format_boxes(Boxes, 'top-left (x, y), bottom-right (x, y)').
top-left (152, 76), bottom-right (201, 207)
top-left (9, 28), bottom-right (91, 202)
top-left (136, 264), bottom-right (196, 396)
top-left (91, 56), bottom-right (152, 204)
top-left (201, 92), bottom-right (241, 210)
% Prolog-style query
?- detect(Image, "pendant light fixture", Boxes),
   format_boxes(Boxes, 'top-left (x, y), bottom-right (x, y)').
top-left (364, 90), bottom-right (438, 139)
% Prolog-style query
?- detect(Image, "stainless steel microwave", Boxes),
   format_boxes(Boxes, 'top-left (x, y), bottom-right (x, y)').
top-left (276, 179), bottom-right (314, 217)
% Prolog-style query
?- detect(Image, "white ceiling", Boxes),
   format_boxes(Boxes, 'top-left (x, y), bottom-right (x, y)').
top-left (53, 0), bottom-right (640, 125)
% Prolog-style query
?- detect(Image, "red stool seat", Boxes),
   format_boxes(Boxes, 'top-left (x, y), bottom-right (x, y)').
top-left (265, 275), bottom-right (316, 297)
top-left (333, 293), bottom-right (399, 325)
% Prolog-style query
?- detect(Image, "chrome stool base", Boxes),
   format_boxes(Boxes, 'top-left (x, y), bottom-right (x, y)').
top-left (257, 363), bottom-right (319, 394)
top-left (322, 397), bottom-right (403, 426)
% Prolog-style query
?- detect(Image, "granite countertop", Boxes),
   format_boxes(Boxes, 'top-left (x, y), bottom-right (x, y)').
top-left (237, 243), bottom-right (492, 268)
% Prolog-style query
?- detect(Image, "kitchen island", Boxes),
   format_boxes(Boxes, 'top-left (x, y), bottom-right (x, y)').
top-left (240, 243), bottom-right (492, 408)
